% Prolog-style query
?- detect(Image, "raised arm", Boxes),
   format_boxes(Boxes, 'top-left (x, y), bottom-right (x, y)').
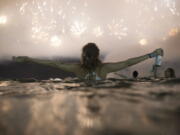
top-left (102, 48), bottom-right (164, 74)
top-left (13, 56), bottom-right (79, 73)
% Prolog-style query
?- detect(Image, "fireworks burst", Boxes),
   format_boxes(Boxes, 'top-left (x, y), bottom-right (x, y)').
top-left (3, 0), bottom-right (179, 48)
top-left (108, 19), bottom-right (128, 40)
top-left (70, 21), bottom-right (87, 36)
top-left (93, 26), bottom-right (104, 37)
top-left (128, 0), bottom-right (178, 15)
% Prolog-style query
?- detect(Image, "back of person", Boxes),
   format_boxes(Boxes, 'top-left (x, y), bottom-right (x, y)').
top-left (13, 43), bottom-right (163, 81)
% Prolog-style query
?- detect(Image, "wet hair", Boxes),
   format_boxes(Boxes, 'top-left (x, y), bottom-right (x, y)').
top-left (164, 68), bottom-right (176, 78)
top-left (81, 43), bottom-right (101, 71)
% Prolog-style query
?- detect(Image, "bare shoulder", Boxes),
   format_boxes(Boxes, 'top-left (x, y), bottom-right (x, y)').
top-left (55, 62), bottom-right (81, 73)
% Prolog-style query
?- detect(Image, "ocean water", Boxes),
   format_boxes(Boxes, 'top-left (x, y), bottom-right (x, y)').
top-left (0, 78), bottom-right (180, 135)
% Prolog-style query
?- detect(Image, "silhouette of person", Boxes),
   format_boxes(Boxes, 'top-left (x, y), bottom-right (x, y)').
top-left (13, 43), bottom-right (163, 81)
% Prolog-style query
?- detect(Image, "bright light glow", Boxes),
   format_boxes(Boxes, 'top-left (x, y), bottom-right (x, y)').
top-left (70, 21), bottom-right (87, 36)
top-left (0, 16), bottom-right (7, 24)
top-left (50, 35), bottom-right (62, 47)
top-left (139, 39), bottom-right (148, 46)
top-left (169, 28), bottom-right (179, 37)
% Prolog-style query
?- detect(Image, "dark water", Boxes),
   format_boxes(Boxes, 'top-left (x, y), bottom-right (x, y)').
top-left (0, 78), bottom-right (180, 135)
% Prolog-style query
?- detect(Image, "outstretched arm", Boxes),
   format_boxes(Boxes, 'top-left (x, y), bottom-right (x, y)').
top-left (102, 48), bottom-right (164, 74)
top-left (13, 56), bottom-right (78, 73)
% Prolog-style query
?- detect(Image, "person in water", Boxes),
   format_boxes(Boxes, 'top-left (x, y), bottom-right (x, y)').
top-left (164, 68), bottom-right (176, 78)
top-left (14, 43), bottom-right (163, 81)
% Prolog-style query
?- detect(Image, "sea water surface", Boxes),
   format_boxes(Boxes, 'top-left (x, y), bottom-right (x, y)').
top-left (0, 78), bottom-right (180, 135)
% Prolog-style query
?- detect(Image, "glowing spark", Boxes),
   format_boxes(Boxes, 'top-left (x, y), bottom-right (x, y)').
top-left (93, 26), bottom-right (104, 37)
top-left (62, 14), bottom-right (66, 20)
top-left (19, 2), bottom-right (28, 15)
top-left (62, 28), bottom-right (66, 34)
top-left (67, 0), bottom-right (72, 5)
top-left (108, 19), bottom-right (128, 39)
top-left (50, 35), bottom-right (62, 47)
top-left (32, 26), bottom-right (41, 33)
top-left (32, 31), bottom-right (49, 40)
top-left (169, 28), bottom-right (179, 37)
top-left (162, 37), bottom-right (167, 41)
top-left (126, 0), bottom-right (178, 15)
top-left (154, 5), bottom-right (158, 12)
top-left (72, 6), bottom-right (77, 10)
top-left (84, 2), bottom-right (88, 7)
top-left (58, 10), bottom-right (63, 16)
top-left (0, 16), bottom-right (7, 24)
top-left (139, 39), bottom-right (148, 46)
top-left (43, 2), bottom-right (47, 6)
top-left (71, 21), bottom-right (87, 36)
top-left (31, 24), bottom-right (49, 41)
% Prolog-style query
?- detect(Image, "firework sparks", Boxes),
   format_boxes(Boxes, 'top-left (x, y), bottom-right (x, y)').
top-left (0, 0), bottom-right (179, 51)
top-left (70, 21), bottom-right (87, 36)
top-left (16, 0), bottom-right (180, 41)
top-left (126, 0), bottom-right (178, 14)
top-left (93, 26), bottom-right (104, 37)
top-left (108, 19), bottom-right (128, 40)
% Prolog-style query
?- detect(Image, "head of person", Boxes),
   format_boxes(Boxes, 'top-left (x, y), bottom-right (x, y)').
top-left (164, 68), bottom-right (176, 78)
top-left (132, 70), bottom-right (139, 79)
top-left (81, 43), bottom-right (101, 71)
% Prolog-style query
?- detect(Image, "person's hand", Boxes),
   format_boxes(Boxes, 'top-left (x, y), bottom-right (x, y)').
top-left (153, 48), bottom-right (164, 56)
top-left (12, 56), bottom-right (30, 62)
top-left (149, 48), bottom-right (164, 58)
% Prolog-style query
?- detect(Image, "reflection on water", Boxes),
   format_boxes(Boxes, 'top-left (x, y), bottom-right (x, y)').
top-left (0, 79), bottom-right (180, 135)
